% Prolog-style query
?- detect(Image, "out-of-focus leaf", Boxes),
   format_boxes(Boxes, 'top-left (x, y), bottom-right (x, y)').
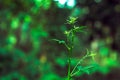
top-left (55, 57), bottom-right (67, 67)
top-left (77, 65), bottom-right (96, 74)
top-left (52, 39), bottom-right (65, 44)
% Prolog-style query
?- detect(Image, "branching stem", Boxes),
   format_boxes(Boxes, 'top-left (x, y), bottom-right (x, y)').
top-left (70, 53), bottom-right (89, 76)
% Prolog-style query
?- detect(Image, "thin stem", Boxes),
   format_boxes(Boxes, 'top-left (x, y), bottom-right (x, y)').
top-left (67, 50), bottom-right (71, 80)
top-left (67, 30), bottom-right (74, 80)
top-left (71, 69), bottom-right (80, 77)
top-left (64, 42), bottom-right (70, 50)
top-left (70, 53), bottom-right (89, 76)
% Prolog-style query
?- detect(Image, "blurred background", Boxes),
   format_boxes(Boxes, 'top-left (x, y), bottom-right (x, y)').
top-left (0, 0), bottom-right (120, 80)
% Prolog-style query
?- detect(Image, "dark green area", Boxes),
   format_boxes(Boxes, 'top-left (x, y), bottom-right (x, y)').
top-left (0, 0), bottom-right (120, 80)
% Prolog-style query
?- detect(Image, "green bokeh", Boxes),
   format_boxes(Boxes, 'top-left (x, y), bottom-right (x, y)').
top-left (0, 0), bottom-right (120, 80)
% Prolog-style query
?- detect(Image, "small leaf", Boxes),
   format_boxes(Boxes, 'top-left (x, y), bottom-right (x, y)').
top-left (73, 26), bottom-right (86, 32)
top-left (51, 39), bottom-right (60, 42)
top-left (67, 16), bottom-right (78, 24)
top-left (64, 31), bottom-right (69, 35)
top-left (89, 51), bottom-right (96, 60)
top-left (77, 66), bottom-right (83, 70)
top-left (59, 40), bottom-right (65, 44)
top-left (77, 65), bottom-right (94, 74)
top-left (51, 39), bottom-right (65, 44)
top-left (84, 70), bottom-right (90, 74)
top-left (89, 53), bottom-right (96, 57)
top-left (86, 48), bottom-right (89, 55)
top-left (83, 65), bottom-right (94, 70)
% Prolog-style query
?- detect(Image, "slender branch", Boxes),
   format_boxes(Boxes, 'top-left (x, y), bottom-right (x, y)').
top-left (71, 69), bottom-right (80, 77)
top-left (67, 29), bottom-right (74, 80)
top-left (67, 50), bottom-right (71, 80)
top-left (64, 42), bottom-right (70, 50)
top-left (70, 53), bottom-right (89, 76)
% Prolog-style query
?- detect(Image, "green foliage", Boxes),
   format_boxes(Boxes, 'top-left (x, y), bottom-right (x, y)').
top-left (66, 17), bottom-right (78, 24)
top-left (34, 0), bottom-right (51, 10)
top-left (0, 0), bottom-right (120, 80)
top-left (0, 0), bottom-right (49, 79)
top-left (0, 72), bottom-right (27, 80)
top-left (53, 17), bottom-right (96, 80)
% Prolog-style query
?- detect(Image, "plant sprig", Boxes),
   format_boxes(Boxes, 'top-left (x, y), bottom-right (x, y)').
top-left (70, 49), bottom-right (96, 77)
top-left (52, 16), bottom-right (96, 80)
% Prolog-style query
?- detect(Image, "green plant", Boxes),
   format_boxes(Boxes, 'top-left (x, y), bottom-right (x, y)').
top-left (52, 17), bottom-right (96, 80)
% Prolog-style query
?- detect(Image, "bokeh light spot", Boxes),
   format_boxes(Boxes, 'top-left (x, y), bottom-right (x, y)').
top-left (54, 0), bottom-right (75, 8)
top-left (7, 35), bottom-right (17, 45)
top-left (67, 0), bottom-right (75, 8)
top-left (11, 18), bottom-right (19, 29)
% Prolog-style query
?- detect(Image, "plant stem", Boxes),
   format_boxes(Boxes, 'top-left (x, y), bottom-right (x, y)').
top-left (70, 53), bottom-right (89, 76)
top-left (67, 30), bottom-right (74, 80)
top-left (67, 51), bottom-right (71, 80)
